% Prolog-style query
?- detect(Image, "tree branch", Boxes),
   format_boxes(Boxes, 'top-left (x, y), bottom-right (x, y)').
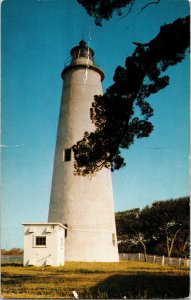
top-left (169, 228), bottom-right (182, 257)
top-left (119, 0), bottom-right (136, 19)
top-left (73, 16), bottom-right (190, 176)
top-left (139, 0), bottom-right (160, 14)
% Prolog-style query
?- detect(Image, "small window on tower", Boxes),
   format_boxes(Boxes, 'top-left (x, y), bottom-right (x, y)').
top-left (64, 148), bottom-right (71, 162)
top-left (64, 224), bottom-right (68, 238)
top-left (112, 233), bottom-right (116, 246)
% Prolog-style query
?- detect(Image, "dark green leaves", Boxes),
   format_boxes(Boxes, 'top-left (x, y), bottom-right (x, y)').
top-left (77, 0), bottom-right (134, 26)
top-left (73, 16), bottom-right (189, 176)
top-left (116, 197), bottom-right (190, 257)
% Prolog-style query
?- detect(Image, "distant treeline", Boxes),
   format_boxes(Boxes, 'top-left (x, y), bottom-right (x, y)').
top-left (1, 248), bottom-right (23, 256)
top-left (2, 197), bottom-right (189, 259)
top-left (115, 197), bottom-right (190, 258)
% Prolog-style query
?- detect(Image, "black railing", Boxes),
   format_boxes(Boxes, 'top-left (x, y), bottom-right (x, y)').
top-left (64, 56), bottom-right (101, 69)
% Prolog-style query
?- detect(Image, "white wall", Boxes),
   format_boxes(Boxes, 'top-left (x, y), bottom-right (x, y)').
top-left (48, 54), bottom-right (119, 262)
top-left (23, 224), bottom-right (65, 266)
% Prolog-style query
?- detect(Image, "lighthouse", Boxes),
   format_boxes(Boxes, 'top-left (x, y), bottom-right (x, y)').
top-left (48, 41), bottom-right (119, 262)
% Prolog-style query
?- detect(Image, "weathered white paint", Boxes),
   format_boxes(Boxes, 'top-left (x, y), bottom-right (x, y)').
top-left (23, 223), bottom-right (66, 266)
top-left (48, 41), bottom-right (119, 262)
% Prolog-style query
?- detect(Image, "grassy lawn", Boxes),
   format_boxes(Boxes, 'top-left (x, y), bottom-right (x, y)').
top-left (1, 261), bottom-right (189, 298)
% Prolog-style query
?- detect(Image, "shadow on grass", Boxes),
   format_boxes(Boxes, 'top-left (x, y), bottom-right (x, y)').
top-left (2, 273), bottom-right (59, 298)
top-left (2, 273), bottom-right (36, 286)
top-left (1, 263), bottom-right (23, 267)
top-left (85, 273), bottom-right (190, 299)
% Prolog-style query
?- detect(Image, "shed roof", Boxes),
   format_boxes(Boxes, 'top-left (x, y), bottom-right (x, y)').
top-left (22, 222), bottom-right (67, 229)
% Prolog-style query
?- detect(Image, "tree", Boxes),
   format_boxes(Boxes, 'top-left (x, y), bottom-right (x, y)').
top-left (141, 197), bottom-right (190, 257)
top-left (116, 208), bottom-right (149, 261)
top-left (73, 15), bottom-right (190, 176)
top-left (115, 197), bottom-right (190, 258)
top-left (77, 0), bottom-right (161, 27)
top-left (1, 248), bottom-right (23, 255)
top-left (174, 228), bottom-right (190, 257)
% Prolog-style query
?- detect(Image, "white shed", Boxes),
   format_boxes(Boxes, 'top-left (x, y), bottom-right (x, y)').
top-left (23, 223), bottom-right (66, 267)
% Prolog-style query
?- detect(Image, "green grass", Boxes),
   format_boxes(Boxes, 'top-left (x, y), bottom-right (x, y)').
top-left (1, 261), bottom-right (189, 298)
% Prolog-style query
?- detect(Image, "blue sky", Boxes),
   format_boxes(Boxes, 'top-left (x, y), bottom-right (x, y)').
top-left (2, 0), bottom-right (190, 249)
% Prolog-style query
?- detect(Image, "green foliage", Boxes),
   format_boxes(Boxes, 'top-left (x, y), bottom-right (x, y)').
top-left (77, 0), bottom-right (162, 27)
top-left (116, 197), bottom-right (190, 257)
top-left (116, 208), bottom-right (149, 260)
top-left (73, 16), bottom-right (190, 176)
top-left (142, 197), bottom-right (190, 257)
top-left (77, 0), bottom-right (134, 26)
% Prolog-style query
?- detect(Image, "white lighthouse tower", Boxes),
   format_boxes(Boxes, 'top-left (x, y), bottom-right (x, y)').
top-left (48, 40), bottom-right (119, 262)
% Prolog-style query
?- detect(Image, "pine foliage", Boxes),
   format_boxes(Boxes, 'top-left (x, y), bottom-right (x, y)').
top-left (73, 16), bottom-right (190, 176)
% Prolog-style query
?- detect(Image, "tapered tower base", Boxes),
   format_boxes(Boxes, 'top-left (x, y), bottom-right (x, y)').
top-left (48, 41), bottom-right (119, 262)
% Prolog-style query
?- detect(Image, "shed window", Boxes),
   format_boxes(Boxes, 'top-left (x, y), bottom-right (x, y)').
top-left (35, 236), bottom-right (46, 246)
top-left (64, 149), bottom-right (71, 162)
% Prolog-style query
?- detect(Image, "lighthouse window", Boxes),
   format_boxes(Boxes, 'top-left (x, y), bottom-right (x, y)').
top-left (64, 224), bottom-right (68, 238)
top-left (35, 236), bottom-right (46, 246)
top-left (112, 233), bottom-right (116, 246)
top-left (64, 149), bottom-right (71, 161)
